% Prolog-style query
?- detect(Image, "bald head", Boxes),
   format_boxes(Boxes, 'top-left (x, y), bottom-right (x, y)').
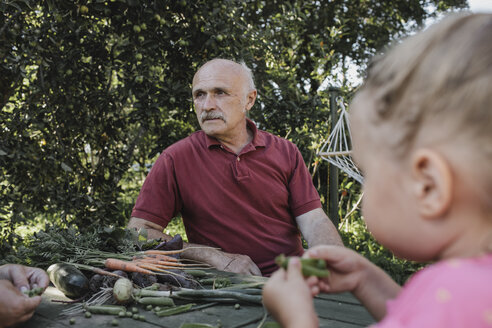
top-left (193, 59), bottom-right (255, 94)
top-left (191, 58), bottom-right (258, 146)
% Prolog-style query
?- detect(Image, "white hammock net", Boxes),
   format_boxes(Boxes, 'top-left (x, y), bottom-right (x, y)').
top-left (318, 98), bottom-right (364, 184)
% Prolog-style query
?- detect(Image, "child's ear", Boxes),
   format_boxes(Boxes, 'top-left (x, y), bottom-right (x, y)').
top-left (411, 149), bottom-right (453, 219)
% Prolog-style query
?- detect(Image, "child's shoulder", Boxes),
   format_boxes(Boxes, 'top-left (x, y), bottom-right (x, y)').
top-left (420, 253), bottom-right (492, 281)
top-left (407, 254), bottom-right (492, 292)
top-left (377, 254), bottom-right (492, 328)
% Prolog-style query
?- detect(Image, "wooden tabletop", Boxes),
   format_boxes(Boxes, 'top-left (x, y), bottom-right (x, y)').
top-left (21, 274), bottom-right (374, 328)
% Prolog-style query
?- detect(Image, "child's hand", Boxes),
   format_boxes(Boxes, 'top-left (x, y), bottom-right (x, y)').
top-left (263, 257), bottom-right (319, 328)
top-left (304, 245), bottom-right (401, 320)
top-left (304, 245), bottom-right (372, 295)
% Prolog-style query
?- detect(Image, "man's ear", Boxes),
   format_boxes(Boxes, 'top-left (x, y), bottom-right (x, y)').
top-left (411, 149), bottom-right (453, 219)
top-left (245, 89), bottom-right (257, 111)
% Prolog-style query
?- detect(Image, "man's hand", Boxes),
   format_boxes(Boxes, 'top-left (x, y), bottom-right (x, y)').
top-left (0, 264), bottom-right (49, 327)
top-left (194, 249), bottom-right (262, 276)
top-left (0, 264), bottom-right (50, 292)
top-left (0, 280), bottom-right (42, 327)
top-left (128, 217), bottom-right (262, 275)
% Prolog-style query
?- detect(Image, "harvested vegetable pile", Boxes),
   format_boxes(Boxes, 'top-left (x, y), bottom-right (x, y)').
top-left (38, 231), bottom-right (212, 300)
top-left (9, 225), bottom-right (267, 324)
top-left (6, 226), bottom-right (200, 295)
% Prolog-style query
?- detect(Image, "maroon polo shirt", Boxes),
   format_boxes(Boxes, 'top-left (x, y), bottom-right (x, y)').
top-left (132, 119), bottom-right (321, 275)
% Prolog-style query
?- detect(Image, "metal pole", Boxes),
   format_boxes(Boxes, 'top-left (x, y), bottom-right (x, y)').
top-left (328, 87), bottom-right (339, 227)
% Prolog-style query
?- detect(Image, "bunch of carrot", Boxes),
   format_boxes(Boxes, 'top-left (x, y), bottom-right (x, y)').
top-left (103, 249), bottom-right (210, 275)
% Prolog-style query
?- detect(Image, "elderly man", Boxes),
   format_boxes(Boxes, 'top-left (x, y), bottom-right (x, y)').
top-left (128, 58), bottom-right (342, 276)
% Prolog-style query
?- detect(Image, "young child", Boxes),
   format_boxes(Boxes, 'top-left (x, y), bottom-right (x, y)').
top-left (263, 13), bottom-right (492, 328)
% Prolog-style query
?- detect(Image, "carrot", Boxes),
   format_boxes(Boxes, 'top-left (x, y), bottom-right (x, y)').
top-left (134, 263), bottom-right (204, 277)
top-left (91, 267), bottom-right (124, 278)
top-left (139, 264), bottom-right (211, 274)
top-left (134, 258), bottom-right (188, 267)
top-left (104, 258), bottom-right (155, 275)
top-left (142, 246), bottom-right (218, 256)
top-left (134, 257), bottom-right (177, 265)
top-left (155, 254), bottom-right (179, 262)
top-left (133, 254), bottom-right (178, 262)
top-left (139, 264), bottom-right (182, 271)
top-left (134, 262), bottom-right (174, 273)
top-left (138, 261), bottom-right (210, 270)
top-left (135, 256), bottom-right (211, 268)
top-left (67, 263), bottom-right (123, 278)
top-left (142, 254), bottom-right (179, 262)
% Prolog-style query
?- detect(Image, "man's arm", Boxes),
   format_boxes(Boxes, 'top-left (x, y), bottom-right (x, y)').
top-left (295, 208), bottom-right (344, 247)
top-left (128, 217), bottom-right (262, 275)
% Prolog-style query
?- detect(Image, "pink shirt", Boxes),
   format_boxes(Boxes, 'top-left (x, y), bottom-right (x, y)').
top-left (374, 253), bottom-right (492, 327)
top-left (132, 119), bottom-right (321, 275)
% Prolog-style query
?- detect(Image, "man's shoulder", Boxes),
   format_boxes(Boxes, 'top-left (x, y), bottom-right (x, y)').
top-left (164, 131), bottom-right (207, 155)
top-left (256, 128), bottom-right (298, 150)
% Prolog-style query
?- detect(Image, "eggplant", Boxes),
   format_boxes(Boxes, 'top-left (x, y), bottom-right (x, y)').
top-left (154, 234), bottom-right (183, 252)
top-left (47, 263), bottom-right (89, 299)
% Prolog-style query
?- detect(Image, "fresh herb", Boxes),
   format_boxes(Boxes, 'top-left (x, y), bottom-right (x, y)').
top-left (4, 225), bottom-right (141, 269)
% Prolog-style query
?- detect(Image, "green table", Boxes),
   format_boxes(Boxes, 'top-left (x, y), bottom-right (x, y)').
top-left (22, 273), bottom-right (374, 328)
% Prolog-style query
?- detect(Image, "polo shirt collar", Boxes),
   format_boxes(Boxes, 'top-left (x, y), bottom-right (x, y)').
top-left (205, 118), bottom-right (266, 149)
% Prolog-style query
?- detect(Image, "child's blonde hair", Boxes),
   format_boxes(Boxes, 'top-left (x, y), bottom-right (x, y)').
top-left (358, 13), bottom-right (492, 206)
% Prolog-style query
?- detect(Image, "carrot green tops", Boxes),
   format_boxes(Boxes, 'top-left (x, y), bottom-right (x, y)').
top-left (132, 119), bottom-right (321, 276)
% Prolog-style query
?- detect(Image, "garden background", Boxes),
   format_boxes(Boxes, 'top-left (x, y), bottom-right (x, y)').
top-left (1, 0), bottom-right (469, 283)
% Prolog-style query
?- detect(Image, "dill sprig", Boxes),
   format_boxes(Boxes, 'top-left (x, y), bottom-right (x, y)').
top-left (7, 225), bottom-right (138, 269)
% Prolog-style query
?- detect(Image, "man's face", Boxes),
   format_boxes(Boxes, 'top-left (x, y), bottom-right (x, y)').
top-left (192, 60), bottom-right (256, 140)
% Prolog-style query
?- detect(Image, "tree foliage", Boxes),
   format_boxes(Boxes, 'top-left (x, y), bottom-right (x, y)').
top-left (0, 0), bottom-right (467, 251)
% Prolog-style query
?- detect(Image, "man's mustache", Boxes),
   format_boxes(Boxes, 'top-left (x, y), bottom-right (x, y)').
top-left (200, 111), bottom-right (225, 123)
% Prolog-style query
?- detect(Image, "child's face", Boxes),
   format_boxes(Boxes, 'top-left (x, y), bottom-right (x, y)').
top-left (349, 93), bottom-right (427, 260)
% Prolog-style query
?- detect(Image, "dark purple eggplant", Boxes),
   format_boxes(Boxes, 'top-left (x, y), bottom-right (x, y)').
top-left (47, 263), bottom-right (89, 299)
top-left (154, 234), bottom-right (183, 251)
